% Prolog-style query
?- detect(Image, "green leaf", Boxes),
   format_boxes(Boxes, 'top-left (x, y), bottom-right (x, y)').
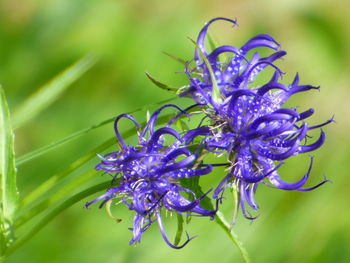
top-left (145, 72), bottom-right (179, 92)
top-left (16, 97), bottom-right (177, 166)
top-left (174, 213), bottom-right (184, 246)
top-left (12, 55), bottom-right (96, 129)
top-left (16, 117), bottom-right (115, 166)
top-left (0, 86), bottom-right (19, 253)
top-left (5, 180), bottom-right (117, 258)
top-left (188, 37), bottom-right (222, 104)
top-left (19, 137), bottom-right (115, 209)
top-left (15, 169), bottom-right (99, 228)
top-left (162, 51), bottom-right (187, 65)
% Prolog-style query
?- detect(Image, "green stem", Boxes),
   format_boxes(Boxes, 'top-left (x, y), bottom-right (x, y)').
top-left (4, 181), bottom-right (115, 259)
top-left (215, 211), bottom-right (251, 263)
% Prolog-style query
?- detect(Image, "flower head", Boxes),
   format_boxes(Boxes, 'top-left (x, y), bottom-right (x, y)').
top-left (182, 17), bottom-right (332, 219)
top-left (86, 105), bottom-right (215, 248)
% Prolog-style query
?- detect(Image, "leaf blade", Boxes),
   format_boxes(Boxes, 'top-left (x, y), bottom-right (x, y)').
top-left (145, 72), bottom-right (178, 92)
top-left (0, 86), bottom-right (18, 254)
top-left (5, 180), bottom-right (116, 258)
top-left (16, 97), bottom-right (177, 166)
top-left (12, 55), bottom-right (96, 129)
top-left (162, 51), bottom-right (187, 65)
top-left (0, 86), bottom-right (19, 221)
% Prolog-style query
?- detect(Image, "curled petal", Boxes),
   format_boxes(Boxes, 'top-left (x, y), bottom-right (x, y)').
top-left (268, 156), bottom-right (314, 190)
top-left (288, 84), bottom-right (320, 96)
top-left (241, 162), bottom-right (284, 183)
top-left (141, 104), bottom-right (188, 138)
top-left (269, 123), bottom-right (308, 148)
top-left (292, 73), bottom-right (300, 86)
top-left (308, 116), bottom-right (335, 130)
top-left (183, 126), bottom-right (211, 143)
top-left (257, 81), bottom-right (288, 96)
top-left (147, 127), bottom-right (182, 151)
top-left (195, 17), bottom-right (237, 62)
top-left (243, 60), bottom-right (283, 87)
top-left (166, 104), bottom-right (200, 127)
top-left (298, 176), bottom-right (331, 191)
top-left (257, 140), bottom-right (300, 160)
top-left (165, 189), bottom-right (212, 212)
top-left (299, 130), bottom-right (325, 153)
top-left (245, 122), bottom-right (281, 140)
top-left (158, 155), bottom-right (196, 174)
top-left (261, 51), bottom-right (287, 63)
top-left (273, 108), bottom-right (300, 119)
top-left (85, 187), bottom-right (122, 208)
top-left (298, 108), bottom-right (315, 120)
top-left (240, 34), bottom-right (280, 53)
top-left (164, 148), bottom-right (192, 162)
top-left (208, 45), bottom-right (244, 63)
top-left (193, 164), bottom-right (213, 176)
top-left (249, 112), bottom-right (295, 130)
top-left (114, 114), bottom-right (140, 150)
top-left (228, 89), bottom-right (257, 113)
top-left (239, 186), bottom-right (259, 220)
top-left (156, 210), bottom-right (195, 249)
top-left (213, 172), bottom-right (233, 199)
top-left (242, 183), bottom-right (258, 211)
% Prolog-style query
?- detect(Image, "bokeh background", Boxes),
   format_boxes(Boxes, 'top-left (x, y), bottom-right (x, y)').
top-left (1, 0), bottom-right (349, 262)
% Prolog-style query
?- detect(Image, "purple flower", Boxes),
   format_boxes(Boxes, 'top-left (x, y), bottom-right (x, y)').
top-left (86, 105), bottom-right (215, 248)
top-left (182, 17), bottom-right (332, 219)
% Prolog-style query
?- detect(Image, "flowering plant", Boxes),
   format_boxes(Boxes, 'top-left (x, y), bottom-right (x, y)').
top-left (0, 17), bottom-right (331, 263)
top-left (86, 17), bottom-right (332, 260)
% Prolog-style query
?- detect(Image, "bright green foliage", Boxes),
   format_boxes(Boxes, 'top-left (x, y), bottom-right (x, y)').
top-left (12, 56), bottom-right (96, 129)
top-left (0, 87), bottom-right (18, 255)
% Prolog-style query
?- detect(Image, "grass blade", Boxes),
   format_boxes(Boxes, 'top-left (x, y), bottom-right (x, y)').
top-left (12, 55), bottom-right (96, 129)
top-left (19, 138), bottom-right (115, 209)
top-left (16, 117), bottom-right (115, 166)
top-left (0, 86), bottom-right (19, 253)
top-left (5, 180), bottom-right (116, 258)
top-left (16, 97), bottom-right (177, 166)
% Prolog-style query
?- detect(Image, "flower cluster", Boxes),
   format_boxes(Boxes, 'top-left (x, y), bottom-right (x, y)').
top-left (86, 105), bottom-right (216, 248)
top-left (87, 17), bottom-right (331, 247)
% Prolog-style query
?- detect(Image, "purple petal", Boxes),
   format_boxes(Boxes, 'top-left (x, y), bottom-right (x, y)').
top-left (114, 114), bottom-right (140, 150)
top-left (267, 157), bottom-right (314, 190)
top-left (156, 210), bottom-right (195, 249)
top-left (195, 17), bottom-right (237, 62)
top-left (240, 34), bottom-right (280, 53)
top-left (298, 130), bottom-right (325, 153)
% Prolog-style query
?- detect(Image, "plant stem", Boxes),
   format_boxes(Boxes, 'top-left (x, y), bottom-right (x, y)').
top-left (215, 211), bottom-right (251, 263)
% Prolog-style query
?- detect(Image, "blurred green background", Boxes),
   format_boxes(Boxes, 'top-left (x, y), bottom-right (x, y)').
top-left (1, 0), bottom-right (349, 262)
